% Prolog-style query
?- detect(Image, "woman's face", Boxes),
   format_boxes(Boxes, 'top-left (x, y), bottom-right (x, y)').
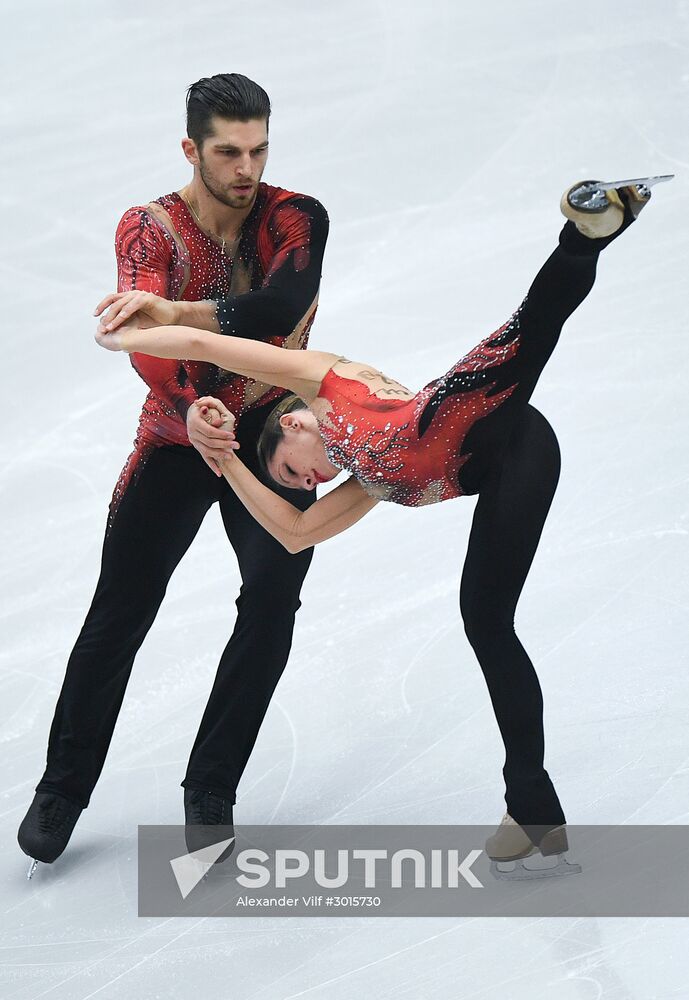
top-left (267, 410), bottom-right (340, 491)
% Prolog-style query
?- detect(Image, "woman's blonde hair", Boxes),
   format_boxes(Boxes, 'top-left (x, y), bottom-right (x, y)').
top-left (256, 394), bottom-right (309, 481)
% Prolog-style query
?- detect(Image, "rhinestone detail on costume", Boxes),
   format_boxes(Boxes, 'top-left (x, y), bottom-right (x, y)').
top-left (314, 306), bottom-right (524, 507)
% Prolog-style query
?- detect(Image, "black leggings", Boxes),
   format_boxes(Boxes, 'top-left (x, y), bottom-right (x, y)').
top-left (457, 227), bottom-right (602, 841)
top-left (35, 402), bottom-right (316, 809)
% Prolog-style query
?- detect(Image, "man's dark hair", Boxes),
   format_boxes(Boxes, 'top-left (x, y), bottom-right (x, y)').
top-left (186, 73), bottom-right (271, 147)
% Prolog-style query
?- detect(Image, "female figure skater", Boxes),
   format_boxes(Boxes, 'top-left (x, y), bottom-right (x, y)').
top-left (95, 178), bottom-right (667, 878)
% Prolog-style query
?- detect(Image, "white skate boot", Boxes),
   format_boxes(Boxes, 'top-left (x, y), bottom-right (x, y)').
top-left (561, 174), bottom-right (673, 238)
top-left (486, 812), bottom-right (582, 881)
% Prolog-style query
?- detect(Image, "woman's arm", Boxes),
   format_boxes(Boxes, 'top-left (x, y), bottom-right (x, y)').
top-left (96, 323), bottom-right (336, 403)
top-left (217, 453), bottom-right (379, 554)
top-left (183, 397), bottom-right (378, 551)
top-left (95, 289), bottom-right (220, 334)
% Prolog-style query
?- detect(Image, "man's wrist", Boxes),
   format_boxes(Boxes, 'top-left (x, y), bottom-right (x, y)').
top-left (176, 299), bottom-right (221, 333)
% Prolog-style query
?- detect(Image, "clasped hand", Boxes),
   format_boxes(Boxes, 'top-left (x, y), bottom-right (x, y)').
top-left (188, 396), bottom-right (240, 477)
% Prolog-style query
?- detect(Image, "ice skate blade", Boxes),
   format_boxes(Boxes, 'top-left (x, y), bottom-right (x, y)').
top-left (568, 174), bottom-right (674, 211)
top-left (490, 852), bottom-right (582, 881)
top-left (26, 859), bottom-right (38, 880)
top-left (594, 174), bottom-right (673, 193)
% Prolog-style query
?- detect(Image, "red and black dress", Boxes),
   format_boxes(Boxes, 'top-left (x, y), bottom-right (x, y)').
top-left (313, 214), bottom-right (620, 522)
top-left (314, 313), bottom-right (523, 506)
top-left (313, 220), bottom-right (617, 845)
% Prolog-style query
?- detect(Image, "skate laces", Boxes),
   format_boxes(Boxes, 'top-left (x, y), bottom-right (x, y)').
top-left (38, 797), bottom-right (79, 835)
top-left (188, 790), bottom-right (229, 825)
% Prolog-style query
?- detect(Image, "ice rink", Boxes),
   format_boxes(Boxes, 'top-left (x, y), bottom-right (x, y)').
top-left (2, 0), bottom-right (688, 996)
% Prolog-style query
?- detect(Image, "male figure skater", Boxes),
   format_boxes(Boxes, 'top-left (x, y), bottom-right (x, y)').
top-left (18, 73), bottom-right (329, 873)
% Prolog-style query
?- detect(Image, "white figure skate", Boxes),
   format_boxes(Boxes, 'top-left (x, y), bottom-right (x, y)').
top-left (561, 174), bottom-right (673, 238)
top-left (486, 813), bottom-right (582, 881)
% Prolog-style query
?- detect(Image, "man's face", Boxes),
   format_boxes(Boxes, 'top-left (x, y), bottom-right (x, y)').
top-left (196, 116), bottom-right (269, 209)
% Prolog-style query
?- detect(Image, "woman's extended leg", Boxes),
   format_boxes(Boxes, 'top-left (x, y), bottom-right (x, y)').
top-left (420, 218), bottom-right (622, 498)
top-left (503, 219), bottom-right (610, 395)
top-left (459, 404), bottom-right (565, 846)
top-left (500, 194), bottom-right (638, 399)
top-left (453, 220), bottom-right (617, 494)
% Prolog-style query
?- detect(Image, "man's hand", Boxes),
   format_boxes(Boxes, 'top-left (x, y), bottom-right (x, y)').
top-left (187, 396), bottom-right (239, 476)
top-left (94, 290), bottom-right (178, 333)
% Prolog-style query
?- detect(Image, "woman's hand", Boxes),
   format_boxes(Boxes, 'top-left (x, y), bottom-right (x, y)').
top-left (94, 318), bottom-right (140, 352)
top-left (94, 290), bottom-right (178, 333)
top-left (194, 395), bottom-right (236, 432)
top-left (190, 396), bottom-right (240, 474)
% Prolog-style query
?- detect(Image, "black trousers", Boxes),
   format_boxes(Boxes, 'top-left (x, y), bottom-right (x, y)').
top-left (36, 402), bottom-right (316, 808)
top-left (457, 226), bottom-right (603, 839)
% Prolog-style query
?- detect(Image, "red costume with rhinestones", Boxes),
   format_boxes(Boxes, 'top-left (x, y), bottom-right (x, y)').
top-left (315, 312), bottom-right (523, 506)
top-left (113, 183), bottom-right (328, 514)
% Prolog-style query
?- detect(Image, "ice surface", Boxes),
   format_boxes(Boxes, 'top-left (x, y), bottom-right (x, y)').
top-left (1, 0), bottom-right (688, 997)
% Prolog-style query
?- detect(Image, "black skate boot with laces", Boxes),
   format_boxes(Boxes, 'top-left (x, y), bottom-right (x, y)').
top-left (17, 792), bottom-right (84, 879)
top-left (184, 788), bottom-right (235, 864)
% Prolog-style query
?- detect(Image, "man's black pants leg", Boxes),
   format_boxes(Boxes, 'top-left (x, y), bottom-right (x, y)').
top-left (181, 464), bottom-right (316, 803)
top-left (35, 445), bottom-right (223, 808)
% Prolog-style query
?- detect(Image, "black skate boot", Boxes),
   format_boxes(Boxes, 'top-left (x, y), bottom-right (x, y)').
top-left (183, 788), bottom-right (235, 864)
top-left (17, 792), bottom-right (84, 879)
top-left (559, 174), bottom-right (673, 252)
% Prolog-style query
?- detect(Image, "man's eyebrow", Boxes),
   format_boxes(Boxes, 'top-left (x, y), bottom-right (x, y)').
top-left (213, 142), bottom-right (269, 151)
